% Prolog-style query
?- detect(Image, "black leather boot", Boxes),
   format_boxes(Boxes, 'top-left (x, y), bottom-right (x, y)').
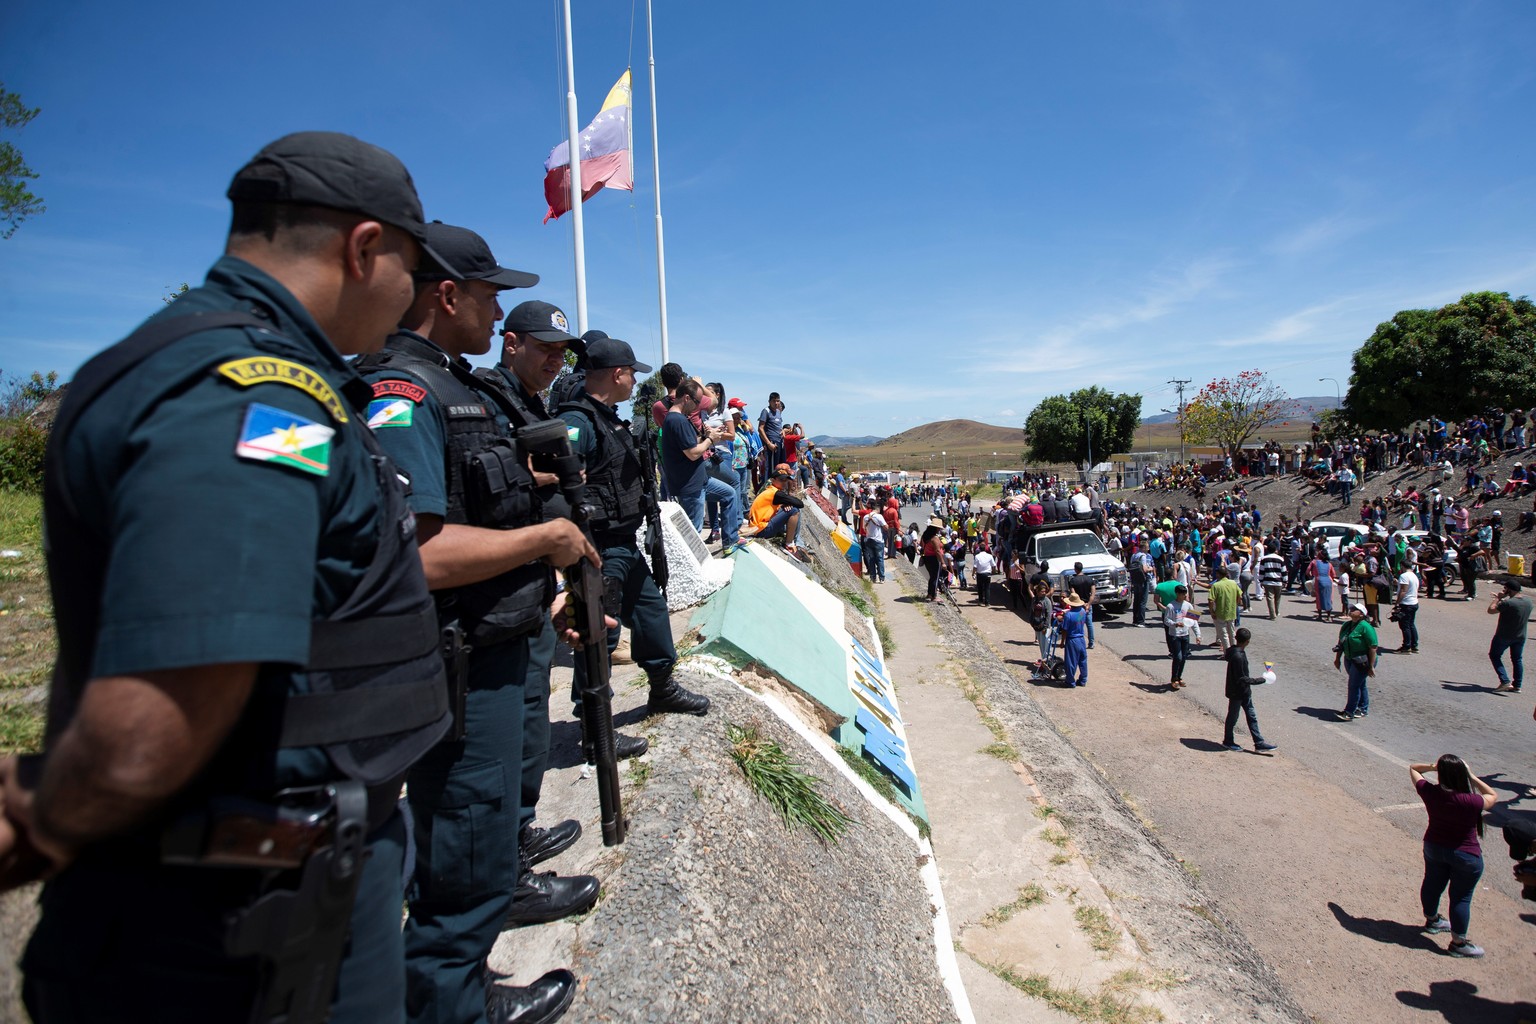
top-left (577, 718), bottom-right (648, 764)
top-left (520, 819), bottom-right (581, 867)
top-left (485, 968), bottom-right (576, 1024)
top-left (646, 676), bottom-right (710, 716)
top-left (503, 869), bottom-right (600, 928)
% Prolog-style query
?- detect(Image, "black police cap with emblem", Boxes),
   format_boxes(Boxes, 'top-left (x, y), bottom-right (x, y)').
top-left (417, 222), bottom-right (538, 289)
top-left (504, 300), bottom-right (579, 345)
top-left (584, 334), bottom-right (652, 374)
top-left (226, 131), bottom-right (451, 274)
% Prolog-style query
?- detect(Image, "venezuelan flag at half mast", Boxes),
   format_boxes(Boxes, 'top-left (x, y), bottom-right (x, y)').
top-left (543, 70), bottom-right (633, 224)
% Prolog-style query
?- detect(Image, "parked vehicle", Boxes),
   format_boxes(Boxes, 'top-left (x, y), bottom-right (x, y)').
top-left (1307, 521), bottom-right (1369, 560)
top-left (1016, 522), bottom-right (1130, 612)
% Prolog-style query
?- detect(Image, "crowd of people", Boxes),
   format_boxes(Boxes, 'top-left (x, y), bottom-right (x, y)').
top-left (815, 425), bottom-right (1536, 721)
top-left (842, 451), bottom-right (1528, 962)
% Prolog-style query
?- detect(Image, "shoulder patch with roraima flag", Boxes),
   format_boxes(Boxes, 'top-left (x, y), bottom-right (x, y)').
top-left (367, 398), bottom-right (415, 429)
top-left (235, 403), bottom-right (335, 477)
top-left (216, 357), bottom-right (349, 423)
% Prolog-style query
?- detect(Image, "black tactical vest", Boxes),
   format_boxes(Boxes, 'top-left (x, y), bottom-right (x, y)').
top-left (44, 312), bottom-right (450, 793)
top-left (355, 333), bottom-right (552, 646)
top-left (558, 390), bottom-right (648, 536)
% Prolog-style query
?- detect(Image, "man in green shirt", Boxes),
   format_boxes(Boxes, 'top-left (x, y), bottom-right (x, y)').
top-left (1334, 602), bottom-right (1379, 720)
top-left (1208, 566), bottom-right (1241, 651)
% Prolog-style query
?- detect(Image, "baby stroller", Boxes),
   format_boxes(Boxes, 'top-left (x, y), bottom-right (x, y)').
top-left (1028, 621), bottom-right (1067, 683)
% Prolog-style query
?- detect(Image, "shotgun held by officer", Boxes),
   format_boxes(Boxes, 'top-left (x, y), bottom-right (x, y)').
top-left (634, 419), bottom-right (669, 593)
top-left (518, 418), bottom-right (627, 846)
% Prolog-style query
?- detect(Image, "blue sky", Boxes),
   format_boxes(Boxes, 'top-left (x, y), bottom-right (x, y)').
top-left (2, 1), bottom-right (1533, 438)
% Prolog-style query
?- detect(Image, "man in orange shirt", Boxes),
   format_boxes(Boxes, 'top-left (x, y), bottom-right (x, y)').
top-left (744, 463), bottom-right (805, 555)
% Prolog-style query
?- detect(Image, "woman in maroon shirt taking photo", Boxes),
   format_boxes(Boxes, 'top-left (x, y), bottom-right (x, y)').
top-left (1409, 754), bottom-right (1499, 957)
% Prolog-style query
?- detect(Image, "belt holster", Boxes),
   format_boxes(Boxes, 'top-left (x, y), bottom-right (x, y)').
top-left (224, 780), bottom-right (370, 1024)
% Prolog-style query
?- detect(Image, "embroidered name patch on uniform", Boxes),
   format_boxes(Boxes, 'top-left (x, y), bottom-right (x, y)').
top-left (371, 379), bottom-right (427, 403)
top-left (367, 398), bottom-right (415, 429)
top-left (235, 403), bottom-right (335, 477)
top-left (217, 358), bottom-right (349, 423)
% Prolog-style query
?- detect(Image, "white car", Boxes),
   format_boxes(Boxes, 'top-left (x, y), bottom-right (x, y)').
top-left (1307, 521), bottom-right (1369, 560)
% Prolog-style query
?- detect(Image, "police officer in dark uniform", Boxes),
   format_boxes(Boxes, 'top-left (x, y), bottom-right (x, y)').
top-left (352, 226), bottom-right (597, 1024)
top-left (0, 132), bottom-right (455, 1023)
top-left (556, 334), bottom-right (711, 720)
top-left (469, 301), bottom-right (635, 931)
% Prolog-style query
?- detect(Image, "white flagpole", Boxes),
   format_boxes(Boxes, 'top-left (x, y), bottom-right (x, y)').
top-left (646, 0), bottom-right (670, 364)
top-left (560, 0), bottom-right (588, 334)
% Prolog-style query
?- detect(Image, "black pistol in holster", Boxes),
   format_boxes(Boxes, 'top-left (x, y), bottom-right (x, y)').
top-left (517, 418), bottom-right (627, 846)
top-left (439, 615), bottom-right (472, 742)
top-left (632, 419), bottom-right (669, 594)
top-left (160, 780), bottom-right (371, 1024)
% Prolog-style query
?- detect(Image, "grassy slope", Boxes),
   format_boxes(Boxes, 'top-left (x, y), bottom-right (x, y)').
top-left (0, 491), bottom-right (50, 753)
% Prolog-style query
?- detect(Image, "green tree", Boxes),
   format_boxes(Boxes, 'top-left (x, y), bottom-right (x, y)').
top-left (0, 369), bottom-right (59, 492)
top-left (1183, 370), bottom-right (1288, 456)
top-left (1344, 291), bottom-right (1536, 429)
top-left (0, 369), bottom-right (59, 420)
top-left (632, 370), bottom-right (664, 424)
top-left (1315, 407), bottom-right (1358, 441)
top-left (1023, 387), bottom-right (1141, 466)
top-left (1, 84), bottom-right (45, 239)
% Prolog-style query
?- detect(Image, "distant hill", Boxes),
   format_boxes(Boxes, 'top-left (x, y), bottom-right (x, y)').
top-left (810, 434), bottom-right (884, 448)
top-left (818, 420), bottom-right (1027, 477)
top-left (875, 419), bottom-right (1023, 447)
top-left (1141, 395), bottom-right (1340, 425)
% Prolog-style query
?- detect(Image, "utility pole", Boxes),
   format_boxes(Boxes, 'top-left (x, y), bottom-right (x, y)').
top-left (1168, 378), bottom-right (1191, 464)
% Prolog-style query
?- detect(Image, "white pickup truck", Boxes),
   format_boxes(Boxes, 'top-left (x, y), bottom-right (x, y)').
top-left (1017, 523), bottom-right (1131, 613)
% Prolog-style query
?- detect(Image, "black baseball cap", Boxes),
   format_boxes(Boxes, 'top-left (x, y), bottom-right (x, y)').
top-left (227, 131), bottom-right (451, 273)
top-left (417, 222), bottom-right (538, 288)
top-left (503, 300), bottom-right (579, 344)
top-left (585, 335), bottom-right (652, 374)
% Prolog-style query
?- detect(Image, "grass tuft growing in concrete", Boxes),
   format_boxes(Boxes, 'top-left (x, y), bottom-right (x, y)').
top-left (975, 958), bottom-right (1165, 1024)
top-left (979, 741), bottom-right (1019, 761)
top-left (981, 882), bottom-right (1049, 926)
top-left (1074, 905), bottom-right (1120, 955)
top-left (728, 721), bottom-right (854, 843)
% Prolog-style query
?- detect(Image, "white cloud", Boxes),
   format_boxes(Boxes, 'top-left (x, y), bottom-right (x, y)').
top-left (1268, 215), bottom-right (1371, 258)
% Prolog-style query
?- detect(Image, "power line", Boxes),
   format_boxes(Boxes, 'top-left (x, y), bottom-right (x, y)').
top-left (1168, 378), bottom-right (1191, 463)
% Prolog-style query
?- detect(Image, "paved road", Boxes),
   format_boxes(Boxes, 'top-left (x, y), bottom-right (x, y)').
top-left (930, 502), bottom-right (1535, 901)
top-left (1091, 582), bottom-right (1535, 903)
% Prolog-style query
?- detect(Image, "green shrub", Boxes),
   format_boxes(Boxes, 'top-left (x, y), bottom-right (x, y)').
top-left (0, 420), bottom-right (47, 493)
